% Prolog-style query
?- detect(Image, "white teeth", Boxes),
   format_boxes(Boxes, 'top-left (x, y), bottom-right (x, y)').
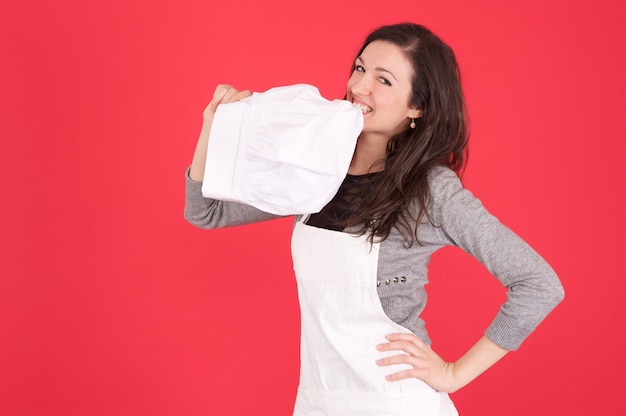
top-left (352, 102), bottom-right (373, 114)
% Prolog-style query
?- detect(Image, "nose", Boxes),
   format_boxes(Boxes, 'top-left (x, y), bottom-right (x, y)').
top-left (349, 74), bottom-right (372, 97)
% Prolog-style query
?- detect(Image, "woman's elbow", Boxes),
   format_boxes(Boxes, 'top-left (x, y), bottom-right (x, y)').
top-left (544, 273), bottom-right (565, 310)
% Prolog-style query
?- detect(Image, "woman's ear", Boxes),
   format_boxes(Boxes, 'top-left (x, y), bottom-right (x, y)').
top-left (411, 108), bottom-right (424, 119)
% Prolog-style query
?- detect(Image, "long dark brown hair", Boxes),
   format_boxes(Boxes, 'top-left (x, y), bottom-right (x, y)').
top-left (346, 23), bottom-right (469, 246)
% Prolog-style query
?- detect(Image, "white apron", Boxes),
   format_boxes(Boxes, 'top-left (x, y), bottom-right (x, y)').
top-left (291, 219), bottom-right (458, 416)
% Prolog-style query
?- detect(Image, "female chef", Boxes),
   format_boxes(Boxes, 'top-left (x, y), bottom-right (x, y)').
top-left (184, 23), bottom-right (564, 416)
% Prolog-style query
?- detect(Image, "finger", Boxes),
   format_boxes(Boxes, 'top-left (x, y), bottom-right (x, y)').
top-left (376, 352), bottom-right (418, 367)
top-left (376, 353), bottom-right (433, 384)
top-left (213, 84), bottom-right (234, 100)
top-left (207, 87), bottom-right (251, 113)
top-left (384, 368), bottom-right (420, 382)
top-left (377, 341), bottom-right (427, 357)
top-left (208, 84), bottom-right (234, 112)
top-left (221, 87), bottom-right (240, 104)
top-left (377, 340), bottom-right (414, 352)
top-left (233, 89), bottom-right (252, 101)
top-left (207, 99), bottom-right (220, 113)
top-left (222, 88), bottom-right (251, 104)
top-left (386, 333), bottom-right (429, 349)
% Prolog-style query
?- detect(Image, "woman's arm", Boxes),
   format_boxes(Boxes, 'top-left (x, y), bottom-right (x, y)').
top-left (184, 169), bottom-right (283, 229)
top-left (377, 333), bottom-right (508, 393)
top-left (189, 84), bottom-right (252, 181)
top-left (377, 166), bottom-right (564, 392)
top-left (430, 167), bottom-right (565, 351)
top-left (184, 84), bottom-right (282, 229)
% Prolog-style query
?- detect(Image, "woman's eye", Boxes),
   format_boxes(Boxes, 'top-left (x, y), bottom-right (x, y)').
top-left (379, 77), bottom-right (392, 86)
top-left (354, 65), bottom-right (365, 72)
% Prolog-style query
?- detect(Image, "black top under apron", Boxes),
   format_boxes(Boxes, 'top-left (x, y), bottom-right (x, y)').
top-left (306, 172), bottom-right (381, 231)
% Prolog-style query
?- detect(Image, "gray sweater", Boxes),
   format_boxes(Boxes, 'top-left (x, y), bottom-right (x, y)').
top-left (184, 166), bottom-right (564, 350)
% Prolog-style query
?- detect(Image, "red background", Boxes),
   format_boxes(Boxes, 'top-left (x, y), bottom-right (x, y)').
top-left (1, 0), bottom-right (625, 415)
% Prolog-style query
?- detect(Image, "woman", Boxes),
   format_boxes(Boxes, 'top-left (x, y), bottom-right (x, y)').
top-left (185, 23), bottom-right (564, 415)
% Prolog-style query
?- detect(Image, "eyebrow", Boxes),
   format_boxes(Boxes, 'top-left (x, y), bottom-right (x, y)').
top-left (357, 56), bottom-right (399, 83)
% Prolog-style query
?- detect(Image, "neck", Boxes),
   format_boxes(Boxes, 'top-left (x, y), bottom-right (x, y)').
top-left (348, 134), bottom-right (388, 175)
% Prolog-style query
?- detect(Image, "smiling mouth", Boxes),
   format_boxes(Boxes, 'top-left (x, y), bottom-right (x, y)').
top-left (352, 102), bottom-right (373, 114)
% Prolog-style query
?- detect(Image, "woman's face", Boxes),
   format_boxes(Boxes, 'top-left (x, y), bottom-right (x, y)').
top-left (346, 40), bottom-right (420, 142)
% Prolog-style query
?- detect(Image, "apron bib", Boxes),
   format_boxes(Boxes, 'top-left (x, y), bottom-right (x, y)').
top-left (291, 220), bottom-right (458, 416)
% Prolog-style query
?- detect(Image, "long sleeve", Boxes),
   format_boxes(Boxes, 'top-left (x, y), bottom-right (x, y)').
top-left (184, 167), bottom-right (282, 229)
top-left (429, 167), bottom-right (565, 350)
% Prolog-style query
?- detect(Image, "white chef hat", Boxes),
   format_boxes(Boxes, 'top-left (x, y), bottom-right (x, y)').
top-left (201, 84), bottom-right (363, 215)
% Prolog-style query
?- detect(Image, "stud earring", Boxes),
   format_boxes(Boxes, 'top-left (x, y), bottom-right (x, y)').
top-left (410, 118), bottom-right (416, 129)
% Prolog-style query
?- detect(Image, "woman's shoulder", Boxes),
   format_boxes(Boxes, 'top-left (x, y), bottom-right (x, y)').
top-left (427, 164), bottom-right (461, 186)
top-left (399, 165), bottom-right (465, 222)
top-left (422, 164), bottom-right (483, 222)
top-left (426, 164), bottom-right (465, 201)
